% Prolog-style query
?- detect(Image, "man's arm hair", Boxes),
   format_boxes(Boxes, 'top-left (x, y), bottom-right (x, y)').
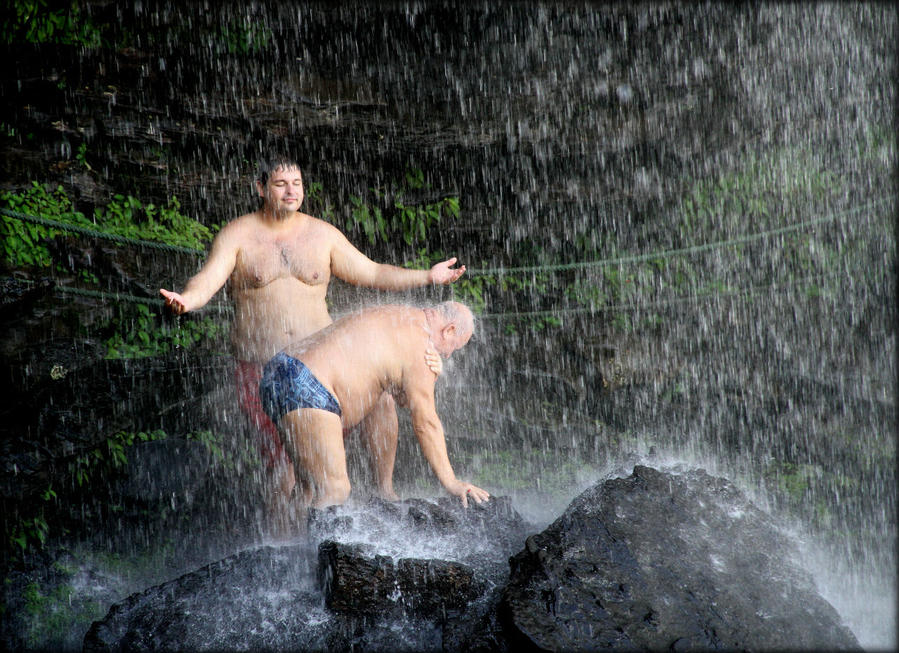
top-left (329, 227), bottom-right (431, 290)
top-left (404, 365), bottom-right (460, 490)
top-left (167, 223), bottom-right (240, 311)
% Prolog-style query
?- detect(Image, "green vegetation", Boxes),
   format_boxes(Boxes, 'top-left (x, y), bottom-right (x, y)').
top-left (21, 578), bottom-right (105, 650)
top-left (467, 447), bottom-right (598, 495)
top-left (70, 429), bottom-right (225, 489)
top-left (8, 487), bottom-right (56, 553)
top-left (1, 182), bottom-right (214, 270)
top-left (679, 150), bottom-right (836, 242)
top-left (1, 182), bottom-right (224, 360)
top-left (2, 182), bottom-right (85, 268)
top-left (70, 429), bottom-right (166, 488)
top-left (6, 428), bottom-right (227, 558)
top-left (104, 303), bottom-right (225, 360)
top-left (335, 167), bottom-right (461, 247)
top-left (2, 0), bottom-right (104, 47)
top-left (94, 194), bottom-right (215, 250)
top-left (460, 142), bottom-right (883, 336)
top-left (2, 1), bottom-right (274, 54)
top-left (763, 461), bottom-right (820, 502)
top-left (217, 18), bottom-right (272, 55)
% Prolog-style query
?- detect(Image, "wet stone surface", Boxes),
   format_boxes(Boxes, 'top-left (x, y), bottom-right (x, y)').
top-left (501, 465), bottom-right (862, 652)
top-left (84, 494), bottom-right (534, 652)
top-left (82, 468), bottom-right (860, 652)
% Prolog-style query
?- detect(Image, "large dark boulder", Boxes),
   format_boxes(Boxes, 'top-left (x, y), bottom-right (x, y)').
top-left (83, 467), bottom-right (862, 652)
top-left (84, 495), bottom-right (533, 652)
top-left (500, 465), bottom-right (861, 651)
top-left (82, 543), bottom-right (326, 652)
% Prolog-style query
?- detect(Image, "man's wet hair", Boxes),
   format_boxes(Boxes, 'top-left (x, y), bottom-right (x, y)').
top-left (257, 155), bottom-right (302, 186)
top-left (434, 301), bottom-right (475, 338)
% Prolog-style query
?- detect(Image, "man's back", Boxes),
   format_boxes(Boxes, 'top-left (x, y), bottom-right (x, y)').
top-left (261, 300), bottom-right (487, 510)
top-left (283, 305), bottom-right (432, 427)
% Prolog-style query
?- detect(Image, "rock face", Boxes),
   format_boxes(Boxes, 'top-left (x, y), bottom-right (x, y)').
top-left (83, 467), bottom-right (860, 652)
top-left (500, 465), bottom-right (860, 651)
top-left (84, 495), bottom-right (534, 652)
top-left (82, 543), bottom-right (325, 652)
top-left (319, 541), bottom-right (479, 616)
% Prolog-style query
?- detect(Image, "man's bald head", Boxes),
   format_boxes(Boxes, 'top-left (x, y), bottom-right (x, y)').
top-left (434, 301), bottom-right (474, 336)
top-left (429, 301), bottom-right (475, 356)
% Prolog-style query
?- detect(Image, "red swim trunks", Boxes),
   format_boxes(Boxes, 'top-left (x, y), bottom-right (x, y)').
top-left (235, 360), bottom-right (287, 468)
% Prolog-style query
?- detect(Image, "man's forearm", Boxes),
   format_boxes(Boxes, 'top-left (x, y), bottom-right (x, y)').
top-left (177, 278), bottom-right (217, 311)
top-left (371, 264), bottom-right (431, 291)
top-left (412, 420), bottom-right (458, 488)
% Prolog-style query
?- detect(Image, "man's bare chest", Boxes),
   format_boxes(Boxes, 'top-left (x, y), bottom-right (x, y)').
top-left (234, 237), bottom-right (330, 288)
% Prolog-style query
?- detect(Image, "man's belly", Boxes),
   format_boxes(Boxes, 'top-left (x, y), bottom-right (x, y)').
top-left (229, 284), bottom-right (332, 363)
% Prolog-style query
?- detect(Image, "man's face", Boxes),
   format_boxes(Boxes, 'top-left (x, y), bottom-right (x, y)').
top-left (259, 165), bottom-right (304, 215)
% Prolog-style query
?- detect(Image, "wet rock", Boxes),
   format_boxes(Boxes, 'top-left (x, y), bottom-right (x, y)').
top-left (83, 543), bottom-right (326, 653)
top-left (309, 495), bottom-right (533, 583)
top-left (117, 438), bottom-right (212, 507)
top-left (317, 542), bottom-right (396, 614)
top-left (319, 540), bottom-right (479, 617)
top-left (500, 465), bottom-right (861, 651)
top-left (0, 276), bottom-right (54, 324)
top-left (0, 346), bottom-right (227, 503)
top-left (81, 469), bottom-right (862, 652)
top-left (83, 495), bottom-right (533, 652)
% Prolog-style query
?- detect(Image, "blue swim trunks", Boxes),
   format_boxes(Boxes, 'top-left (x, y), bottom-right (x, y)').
top-left (259, 352), bottom-right (342, 423)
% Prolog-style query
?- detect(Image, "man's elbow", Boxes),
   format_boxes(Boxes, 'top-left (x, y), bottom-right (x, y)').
top-left (413, 417), bottom-right (443, 441)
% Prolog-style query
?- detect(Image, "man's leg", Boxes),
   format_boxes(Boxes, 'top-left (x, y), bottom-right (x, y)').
top-left (235, 360), bottom-right (296, 533)
top-left (267, 458), bottom-right (298, 537)
top-left (280, 408), bottom-right (351, 508)
top-left (357, 392), bottom-right (399, 501)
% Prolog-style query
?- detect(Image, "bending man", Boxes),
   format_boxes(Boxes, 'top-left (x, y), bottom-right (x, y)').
top-left (259, 301), bottom-right (489, 509)
top-left (159, 156), bottom-right (463, 523)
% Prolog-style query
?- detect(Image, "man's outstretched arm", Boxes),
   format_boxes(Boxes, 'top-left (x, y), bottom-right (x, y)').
top-left (160, 225), bottom-right (240, 314)
top-left (329, 227), bottom-right (465, 291)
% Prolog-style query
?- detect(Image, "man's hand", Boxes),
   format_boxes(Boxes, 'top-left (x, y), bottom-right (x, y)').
top-left (428, 257), bottom-right (466, 285)
top-left (160, 289), bottom-right (189, 315)
top-left (447, 480), bottom-right (490, 508)
top-left (424, 347), bottom-right (443, 376)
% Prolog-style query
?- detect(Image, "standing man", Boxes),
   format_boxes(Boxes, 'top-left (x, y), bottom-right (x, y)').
top-left (259, 301), bottom-right (489, 511)
top-left (160, 156), bottom-right (465, 530)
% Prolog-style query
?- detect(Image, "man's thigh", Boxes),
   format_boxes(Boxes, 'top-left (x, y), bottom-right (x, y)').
top-left (280, 409), bottom-right (347, 485)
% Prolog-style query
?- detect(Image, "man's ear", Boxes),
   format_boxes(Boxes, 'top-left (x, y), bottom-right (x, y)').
top-left (440, 322), bottom-right (456, 342)
top-left (256, 180), bottom-right (265, 198)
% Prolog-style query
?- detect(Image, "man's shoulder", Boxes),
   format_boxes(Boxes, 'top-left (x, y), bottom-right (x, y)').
top-left (303, 214), bottom-right (345, 237)
top-left (383, 307), bottom-right (429, 348)
top-left (351, 305), bottom-right (424, 339)
top-left (220, 211), bottom-right (262, 233)
top-left (366, 304), bottom-right (424, 321)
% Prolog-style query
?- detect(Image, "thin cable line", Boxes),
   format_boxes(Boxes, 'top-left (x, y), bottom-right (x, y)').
top-left (1, 207), bottom-right (207, 255)
top-left (476, 270), bottom-right (856, 320)
top-left (4, 194), bottom-right (891, 316)
top-left (467, 195), bottom-right (894, 276)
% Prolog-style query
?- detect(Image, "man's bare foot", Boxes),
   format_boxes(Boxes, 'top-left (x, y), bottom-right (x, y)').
top-left (377, 489), bottom-right (401, 502)
top-left (263, 493), bottom-right (308, 542)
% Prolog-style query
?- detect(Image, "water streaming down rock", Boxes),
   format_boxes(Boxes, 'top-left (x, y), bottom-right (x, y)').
top-left (83, 468), bottom-right (862, 651)
top-left (0, 2), bottom-right (895, 650)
